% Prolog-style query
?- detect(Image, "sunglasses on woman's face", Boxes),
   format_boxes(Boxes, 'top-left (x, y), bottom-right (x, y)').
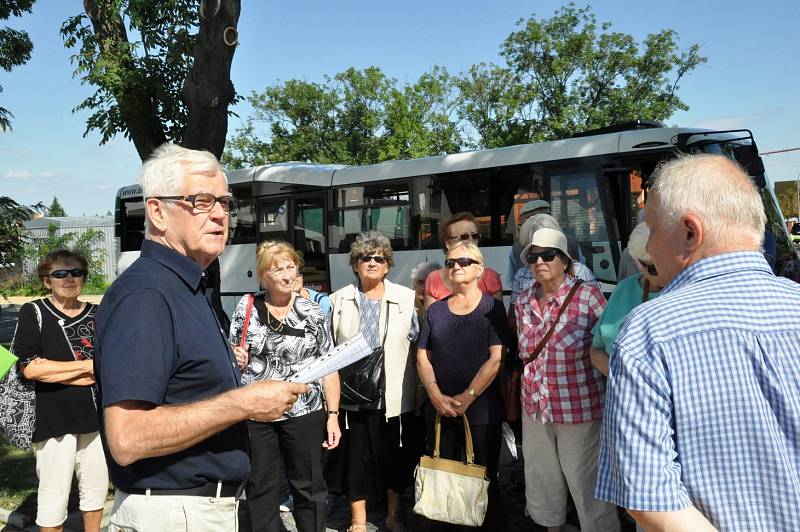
top-left (447, 232), bottom-right (481, 244)
top-left (639, 260), bottom-right (658, 276)
top-left (360, 255), bottom-right (387, 264)
top-left (444, 257), bottom-right (481, 269)
top-left (48, 268), bottom-right (86, 279)
top-left (526, 251), bottom-right (558, 264)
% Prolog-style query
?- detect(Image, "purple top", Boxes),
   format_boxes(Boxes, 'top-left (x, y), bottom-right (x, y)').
top-left (419, 294), bottom-right (508, 425)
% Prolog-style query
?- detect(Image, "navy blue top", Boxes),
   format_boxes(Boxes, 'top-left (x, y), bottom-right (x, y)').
top-left (94, 240), bottom-right (249, 490)
top-left (419, 294), bottom-right (507, 425)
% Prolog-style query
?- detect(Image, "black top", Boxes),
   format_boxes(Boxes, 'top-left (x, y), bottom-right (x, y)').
top-left (418, 294), bottom-right (508, 425)
top-left (13, 298), bottom-right (99, 442)
top-left (94, 239), bottom-right (249, 490)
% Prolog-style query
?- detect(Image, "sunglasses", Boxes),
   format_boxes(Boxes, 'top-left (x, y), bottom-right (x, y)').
top-left (445, 257), bottom-right (481, 269)
top-left (446, 232), bottom-right (481, 244)
top-left (526, 251), bottom-right (559, 264)
top-left (360, 255), bottom-right (387, 264)
top-left (48, 268), bottom-right (86, 279)
top-left (639, 260), bottom-right (658, 276)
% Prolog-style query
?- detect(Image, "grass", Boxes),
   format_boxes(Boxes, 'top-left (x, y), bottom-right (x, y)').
top-left (0, 436), bottom-right (37, 517)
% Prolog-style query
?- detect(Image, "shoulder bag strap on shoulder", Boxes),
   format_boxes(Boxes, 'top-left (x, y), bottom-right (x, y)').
top-left (239, 294), bottom-right (255, 348)
top-left (523, 280), bottom-right (582, 366)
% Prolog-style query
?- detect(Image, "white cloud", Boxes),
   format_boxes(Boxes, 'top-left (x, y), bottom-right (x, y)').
top-left (4, 169), bottom-right (31, 179)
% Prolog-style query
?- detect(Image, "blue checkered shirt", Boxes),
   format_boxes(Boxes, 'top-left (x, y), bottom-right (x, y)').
top-left (596, 252), bottom-right (800, 531)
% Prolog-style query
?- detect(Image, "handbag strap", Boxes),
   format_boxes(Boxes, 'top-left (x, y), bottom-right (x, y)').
top-left (379, 299), bottom-right (390, 347)
top-left (523, 280), bottom-right (583, 367)
top-left (432, 414), bottom-right (478, 465)
top-left (239, 294), bottom-right (255, 348)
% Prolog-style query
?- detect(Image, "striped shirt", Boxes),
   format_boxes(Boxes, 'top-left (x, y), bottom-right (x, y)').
top-left (596, 252), bottom-right (800, 531)
top-left (515, 276), bottom-right (606, 423)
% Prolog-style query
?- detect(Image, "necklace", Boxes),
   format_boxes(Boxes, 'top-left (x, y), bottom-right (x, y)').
top-left (265, 296), bottom-right (293, 333)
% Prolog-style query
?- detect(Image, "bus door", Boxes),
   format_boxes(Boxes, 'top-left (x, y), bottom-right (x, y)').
top-left (546, 160), bottom-right (621, 289)
top-left (256, 193), bottom-right (330, 293)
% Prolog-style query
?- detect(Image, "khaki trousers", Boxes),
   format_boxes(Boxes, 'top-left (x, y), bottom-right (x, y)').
top-left (522, 413), bottom-right (619, 532)
top-left (108, 490), bottom-right (238, 531)
top-left (32, 431), bottom-right (109, 527)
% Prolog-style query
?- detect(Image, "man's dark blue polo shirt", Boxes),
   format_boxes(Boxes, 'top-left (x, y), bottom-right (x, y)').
top-left (94, 239), bottom-right (249, 490)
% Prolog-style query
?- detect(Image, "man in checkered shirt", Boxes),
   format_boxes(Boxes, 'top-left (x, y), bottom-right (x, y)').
top-left (596, 154), bottom-right (800, 531)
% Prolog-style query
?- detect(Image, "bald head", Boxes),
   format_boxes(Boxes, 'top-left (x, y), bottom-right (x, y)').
top-left (649, 154), bottom-right (765, 249)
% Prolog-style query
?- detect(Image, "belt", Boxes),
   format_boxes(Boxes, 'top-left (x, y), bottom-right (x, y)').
top-left (125, 480), bottom-right (245, 498)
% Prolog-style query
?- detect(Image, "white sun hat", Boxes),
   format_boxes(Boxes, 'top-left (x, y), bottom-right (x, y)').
top-left (520, 227), bottom-right (571, 265)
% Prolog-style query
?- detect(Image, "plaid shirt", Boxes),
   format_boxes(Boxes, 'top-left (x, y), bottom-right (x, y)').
top-left (515, 276), bottom-right (606, 423)
top-left (596, 252), bottom-right (800, 530)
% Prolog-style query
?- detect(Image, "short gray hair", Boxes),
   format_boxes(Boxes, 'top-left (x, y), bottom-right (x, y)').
top-left (650, 154), bottom-right (765, 246)
top-left (626, 221), bottom-right (652, 264)
top-left (349, 231), bottom-right (394, 271)
top-left (139, 143), bottom-right (224, 198)
top-left (519, 213), bottom-right (562, 247)
top-left (411, 261), bottom-right (441, 284)
top-left (139, 143), bottom-right (225, 236)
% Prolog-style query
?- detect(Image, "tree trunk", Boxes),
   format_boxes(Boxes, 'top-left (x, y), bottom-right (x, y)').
top-left (83, 0), bottom-right (168, 161)
top-left (182, 0), bottom-right (241, 159)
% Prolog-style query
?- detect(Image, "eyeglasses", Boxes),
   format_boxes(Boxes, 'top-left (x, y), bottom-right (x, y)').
top-left (445, 257), bottom-right (481, 269)
top-left (360, 255), bottom-right (387, 264)
top-left (150, 193), bottom-right (237, 213)
top-left (48, 268), bottom-right (86, 279)
top-left (267, 265), bottom-right (297, 277)
top-left (526, 251), bottom-right (559, 264)
top-left (639, 260), bottom-right (658, 276)
top-left (446, 232), bottom-right (481, 245)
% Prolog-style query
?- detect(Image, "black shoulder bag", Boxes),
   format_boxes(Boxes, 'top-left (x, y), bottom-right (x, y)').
top-left (339, 301), bottom-right (389, 410)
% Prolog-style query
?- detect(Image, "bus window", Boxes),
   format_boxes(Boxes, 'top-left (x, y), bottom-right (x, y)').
top-left (258, 199), bottom-right (289, 242)
top-left (414, 169), bottom-right (493, 249)
top-left (501, 164), bottom-right (546, 245)
top-left (294, 196), bottom-right (327, 290)
top-left (549, 168), bottom-right (618, 282)
top-left (119, 198), bottom-right (145, 252)
top-left (229, 182), bottom-right (257, 244)
top-left (329, 181), bottom-right (411, 253)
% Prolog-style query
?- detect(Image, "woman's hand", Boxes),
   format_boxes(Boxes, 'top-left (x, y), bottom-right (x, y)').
top-left (322, 413), bottom-right (342, 449)
top-left (451, 392), bottom-right (476, 416)
top-left (232, 345), bottom-right (249, 370)
top-left (430, 391), bottom-right (461, 417)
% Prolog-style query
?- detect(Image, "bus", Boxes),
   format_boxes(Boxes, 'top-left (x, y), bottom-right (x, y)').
top-left (114, 121), bottom-right (793, 317)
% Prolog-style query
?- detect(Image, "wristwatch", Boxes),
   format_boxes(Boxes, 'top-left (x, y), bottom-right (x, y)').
top-left (466, 388), bottom-right (476, 398)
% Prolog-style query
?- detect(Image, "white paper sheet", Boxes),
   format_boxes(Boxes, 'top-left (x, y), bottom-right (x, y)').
top-left (287, 332), bottom-right (372, 384)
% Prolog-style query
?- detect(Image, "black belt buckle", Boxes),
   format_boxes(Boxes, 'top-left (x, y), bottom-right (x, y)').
top-left (127, 480), bottom-right (244, 498)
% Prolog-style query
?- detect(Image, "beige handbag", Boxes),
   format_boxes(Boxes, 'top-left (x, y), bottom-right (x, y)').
top-left (413, 414), bottom-right (489, 526)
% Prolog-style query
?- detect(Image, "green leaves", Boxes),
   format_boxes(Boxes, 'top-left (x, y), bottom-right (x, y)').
top-left (0, 0), bottom-right (36, 131)
top-left (225, 4), bottom-right (706, 167)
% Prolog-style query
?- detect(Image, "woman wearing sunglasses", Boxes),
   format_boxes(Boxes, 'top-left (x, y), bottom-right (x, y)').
top-left (515, 229), bottom-right (620, 532)
top-left (327, 231), bottom-right (420, 532)
top-left (417, 241), bottom-right (509, 530)
top-left (590, 222), bottom-right (663, 376)
top-left (423, 212), bottom-right (502, 309)
top-left (12, 249), bottom-right (109, 532)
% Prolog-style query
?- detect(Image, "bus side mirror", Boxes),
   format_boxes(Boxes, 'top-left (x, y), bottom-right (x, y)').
top-left (733, 145), bottom-right (766, 187)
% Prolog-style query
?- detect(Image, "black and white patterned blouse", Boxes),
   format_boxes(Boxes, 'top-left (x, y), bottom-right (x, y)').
top-left (358, 290), bottom-right (420, 347)
top-left (229, 292), bottom-right (334, 420)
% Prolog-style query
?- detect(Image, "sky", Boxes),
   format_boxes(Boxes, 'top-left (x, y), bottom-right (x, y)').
top-left (1, 0), bottom-right (799, 216)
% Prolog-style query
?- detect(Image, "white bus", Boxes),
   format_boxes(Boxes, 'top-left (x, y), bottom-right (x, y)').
top-left (114, 121), bottom-right (793, 317)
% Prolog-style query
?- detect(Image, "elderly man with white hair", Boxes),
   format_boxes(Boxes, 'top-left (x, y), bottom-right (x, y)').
top-left (95, 144), bottom-right (308, 531)
top-left (596, 154), bottom-right (800, 531)
top-left (589, 221), bottom-right (663, 376)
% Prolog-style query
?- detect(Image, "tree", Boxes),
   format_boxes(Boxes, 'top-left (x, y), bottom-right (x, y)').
top-left (223, 66), bottom-right (462, 168)
top-left (0, 195), bottom-right (42, 266)
top-left (459, 3), bottom-right (707, 146)
top-left (0, 0), bottom-right (35, 131)
top-left (777, 185), bottom-right (798, 220)
top-left (60, 0), bottom-right (241, 160)
top-left (47, 196), bottom-right (67, 217)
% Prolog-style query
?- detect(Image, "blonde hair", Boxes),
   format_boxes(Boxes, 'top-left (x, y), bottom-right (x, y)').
top-left (256, 240), bottom-right (300, 281)
top-left (447, 241), bottom-right (484, 264)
